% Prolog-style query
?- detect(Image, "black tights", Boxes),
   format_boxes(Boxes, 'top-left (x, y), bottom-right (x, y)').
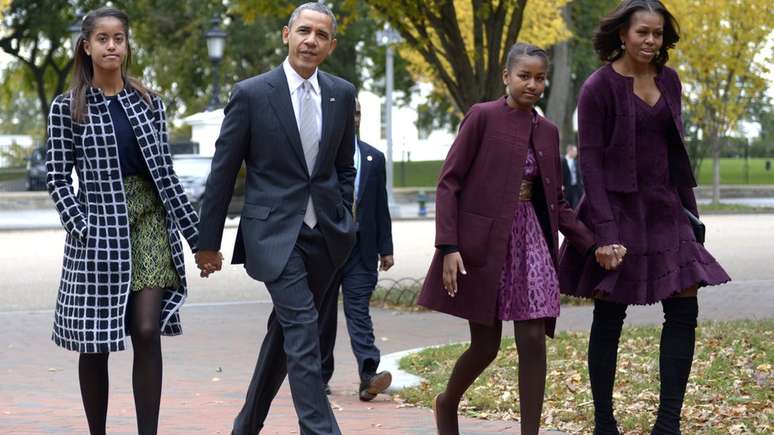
top-left (435, 319), bottom-right (547, 435)
top-left (588, 297), bottom-right (699, 435)
top-left (79, 288), bottom-right (165, 435)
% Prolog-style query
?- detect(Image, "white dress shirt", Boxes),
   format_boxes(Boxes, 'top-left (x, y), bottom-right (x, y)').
top-left (567, 157), bottom-right (578, 186)
top-left (353, 137), bottom-right (361, 198)
top-left (283, 58), bottom-right (322, 135)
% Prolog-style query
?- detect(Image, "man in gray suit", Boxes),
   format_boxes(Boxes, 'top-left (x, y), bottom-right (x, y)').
top-left (195, 3), bottom-right (356, 434)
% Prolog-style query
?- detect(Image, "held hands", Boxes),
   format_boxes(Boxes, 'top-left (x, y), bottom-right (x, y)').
top-left (442, 252), bottom-right (466, 298)
top-left (379, 255), bottom-right (395, 272)
top-left (195, 250), bottom-right (223, 278)
top-left (595, 244), bottom-right (628, 271)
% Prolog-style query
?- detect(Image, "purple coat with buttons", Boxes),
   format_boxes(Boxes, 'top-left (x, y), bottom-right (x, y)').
top-left (417, 98), bottom-right (596, 327)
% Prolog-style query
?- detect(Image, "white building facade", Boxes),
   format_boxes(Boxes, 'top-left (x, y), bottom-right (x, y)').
top-left (357, 88), bottom-right (455, 162)
top-left (183, 87), bottom-right (456, 163)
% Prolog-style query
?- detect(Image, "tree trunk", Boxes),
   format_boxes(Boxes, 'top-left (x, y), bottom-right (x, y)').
top-left (712, 139), bottom-right (721, 205)
top-left (563, 95), bottom-right (576, 147)
top-left (33, 62), bottom-right (70, 131)
top-left (33, 68), bottom-right (49, 130)
top-left (545, 6), bottom-right (572, 148)
top-left (545, 39), bottom-right (570, 129)
top-left (369, 0), bottom-right (527, 115)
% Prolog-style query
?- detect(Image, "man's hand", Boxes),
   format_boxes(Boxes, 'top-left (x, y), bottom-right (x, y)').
top-left (442, 252), bottom-right (466, 298)
top-left (195, 250), bottom-right (223, 278)
top-left (595, 244), bottom-right (627, 271)
top-left (379, 255), bottom-right (394, 271)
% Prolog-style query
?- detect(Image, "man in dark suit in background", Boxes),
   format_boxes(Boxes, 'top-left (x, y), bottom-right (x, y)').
top-left (194, 3), bottom-right (356, 434)
top-left (561, 144), bottom-right (584, 209)
top-left (319, 99), bottom-right (395, 401)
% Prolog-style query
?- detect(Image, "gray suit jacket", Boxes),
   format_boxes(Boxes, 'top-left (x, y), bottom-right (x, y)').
top-left (197, 66), bottom-right (357, 282)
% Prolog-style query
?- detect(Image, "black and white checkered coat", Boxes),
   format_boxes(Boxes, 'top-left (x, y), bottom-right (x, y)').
top-left (46, 86), bottom-right (199, 353)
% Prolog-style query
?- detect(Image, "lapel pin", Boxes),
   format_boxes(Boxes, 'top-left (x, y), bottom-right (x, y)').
top-left (367, 155), bottom-right (373, 161)
top-left (329, 97), bottom-right (336, 102)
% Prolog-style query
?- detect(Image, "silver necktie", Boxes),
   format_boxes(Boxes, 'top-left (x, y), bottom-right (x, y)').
top-left (299, 81), bottom-right (319, 228)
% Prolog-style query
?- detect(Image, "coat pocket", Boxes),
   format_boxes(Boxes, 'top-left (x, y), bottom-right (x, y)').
top-left (458, 211), bottom-right (494, 267)
top-left (241, 203), bottom-right (273, 220)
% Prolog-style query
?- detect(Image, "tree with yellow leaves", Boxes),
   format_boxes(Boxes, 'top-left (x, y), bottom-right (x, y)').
top-left (0, 1), bottom-right (78, 129)
top-left (665, 0), bottom-right (773, 203)
top-left (368, 0), bottom-right (570, 114)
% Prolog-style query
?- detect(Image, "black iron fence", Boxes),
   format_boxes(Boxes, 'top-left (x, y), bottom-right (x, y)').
top-left (371, 277), bottom-right (425, 310)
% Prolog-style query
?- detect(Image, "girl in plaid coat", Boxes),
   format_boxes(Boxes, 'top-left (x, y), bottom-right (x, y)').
top-left (46, 7), bottom-right (200, 434)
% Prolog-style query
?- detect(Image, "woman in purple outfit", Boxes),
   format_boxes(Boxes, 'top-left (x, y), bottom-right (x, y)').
top-left (558, 1), bottom-right (731, 434)
top-left (417, 43), bottom-right (607, 435)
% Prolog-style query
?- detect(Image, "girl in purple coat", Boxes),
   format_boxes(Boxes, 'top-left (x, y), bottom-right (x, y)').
top-left (558, 1), bottom-right (730, 434)
top-left (418, 43), bottom-right (606, 435)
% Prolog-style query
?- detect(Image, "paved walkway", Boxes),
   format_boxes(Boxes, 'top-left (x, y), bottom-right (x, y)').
top-left (1, 282), bottom-right (770, 434)
top-left (1, 214), bottom-right (771, 433)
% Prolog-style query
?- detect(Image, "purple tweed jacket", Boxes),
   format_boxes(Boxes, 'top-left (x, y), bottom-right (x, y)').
top-left (577, 63), bottom-right (698, 246)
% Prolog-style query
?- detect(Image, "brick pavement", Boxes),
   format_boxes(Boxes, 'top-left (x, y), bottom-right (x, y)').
top-left (0, 303), bottom-right (543, 434)
top-left (1, 283), bottom-right (770, 434)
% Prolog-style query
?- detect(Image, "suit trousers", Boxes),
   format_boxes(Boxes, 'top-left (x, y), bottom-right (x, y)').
top-left (232, 224), bottom-right (341, 435)
top-left (565, 184), bottom-right (584, 209)
top-left (320, 241), bottom-right (380, 383)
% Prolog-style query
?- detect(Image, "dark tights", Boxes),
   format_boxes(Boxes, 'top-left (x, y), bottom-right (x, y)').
top-left (435, 319), bottom-right (547, 435)
top-left (588, 297), bottom-right (699, 435)
top-left (79, 288), bottom-right (165, 435)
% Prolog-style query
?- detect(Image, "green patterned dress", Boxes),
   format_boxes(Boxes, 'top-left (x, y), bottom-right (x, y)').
top-left (125, 176), bottom-right (180, 291)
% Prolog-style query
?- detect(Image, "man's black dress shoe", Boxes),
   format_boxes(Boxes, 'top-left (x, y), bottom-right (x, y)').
top-left (359, 371), bottom-right (392, 401)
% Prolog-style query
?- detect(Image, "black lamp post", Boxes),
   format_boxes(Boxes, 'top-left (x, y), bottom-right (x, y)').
top-left (205, 17), bottom-right (226, 111)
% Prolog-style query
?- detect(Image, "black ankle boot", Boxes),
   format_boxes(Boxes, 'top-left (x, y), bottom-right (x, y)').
top-left (589, 299), bottom-right (627, 435)
top-left (651, 297), bottom-right (698, 435)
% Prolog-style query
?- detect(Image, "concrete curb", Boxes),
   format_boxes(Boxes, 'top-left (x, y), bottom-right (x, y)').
top-left (380, 343), bottom-right (569, 434)
top-left (380, 346), bottom-right (429, 393)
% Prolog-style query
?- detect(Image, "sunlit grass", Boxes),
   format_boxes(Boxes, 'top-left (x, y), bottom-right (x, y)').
top-left (398, 319), bottom-right (773, 434)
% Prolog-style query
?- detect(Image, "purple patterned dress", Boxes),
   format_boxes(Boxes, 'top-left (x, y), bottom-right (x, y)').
top-left (497, 144), bottom-right (560, 321)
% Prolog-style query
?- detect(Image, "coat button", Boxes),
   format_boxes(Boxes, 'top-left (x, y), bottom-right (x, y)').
top-left (538, 151), bottom-right (543, 157)
top-left (545, 178), bottom-right (551, 184)
top-left (550, 204), bottom-right (556, 210)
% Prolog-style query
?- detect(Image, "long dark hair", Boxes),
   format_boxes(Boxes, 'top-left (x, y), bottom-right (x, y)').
top-left (70, 7), bottom-right (152, 122)
top-left (593, 0), bottom-right (680, 67)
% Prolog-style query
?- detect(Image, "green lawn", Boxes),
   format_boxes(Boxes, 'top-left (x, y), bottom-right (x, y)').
top-left (3, 158), bottom-right (770, 188)
top-left (393, 160), bottom-right (444, 188)
top-left (393, 158), bottom-right (774, 187)
top-left (398, 319), bottom-right (773, 434)
top-left (694, 158), bottom-right (774, 185)
top-left (0, 167), bottom-right (25, 183)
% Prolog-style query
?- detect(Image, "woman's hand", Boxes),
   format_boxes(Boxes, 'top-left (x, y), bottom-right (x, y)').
top-left (595, 244), bottom-right (628, 270)
top-left (442, 252), bottom-right (467, 298)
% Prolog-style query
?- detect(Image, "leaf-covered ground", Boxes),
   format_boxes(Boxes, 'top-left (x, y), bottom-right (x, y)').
top-left (398, 320), bottom-right (773, 434)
